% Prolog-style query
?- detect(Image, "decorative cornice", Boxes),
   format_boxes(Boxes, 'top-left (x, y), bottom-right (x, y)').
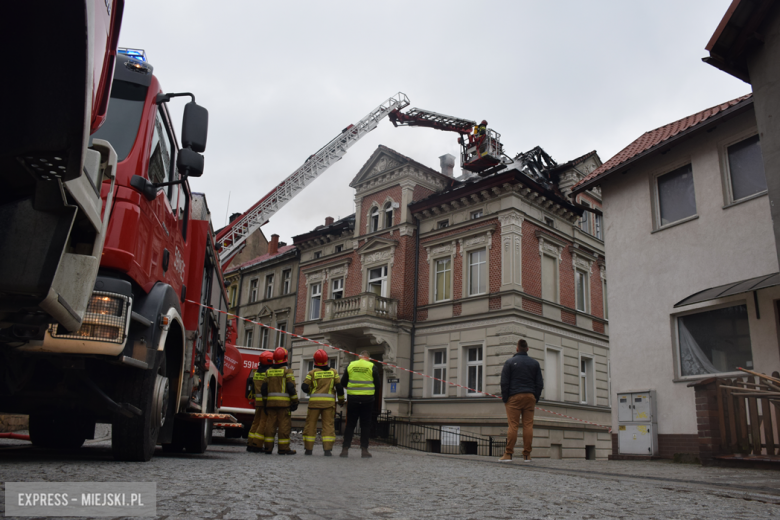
top-left (417, 316), bottom-right (609, 348)
top-left (425, 241), bottom-right (456, 264)
top-left (458, 231), bottom-right (493, 256)
top-left (498, 212), bottom-right (524, 231)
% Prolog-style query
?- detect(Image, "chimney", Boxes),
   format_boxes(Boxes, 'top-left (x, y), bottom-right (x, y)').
top-left (325, 216), bottom-right (334, 226)
top-left (269, 234), bottom-right (279, 255)
top-left (229, 212), bottom-right (242, 223)
top-left (439, 154), bottom-right (455, 177)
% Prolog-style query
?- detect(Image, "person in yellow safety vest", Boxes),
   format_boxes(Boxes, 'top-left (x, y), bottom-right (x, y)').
top-left (473, 120), bottom-right (488, 157)
top-left (261, 347), bottom-right (299, 454)
top-left (339, 350), bottom-right (381, 459)
top-left (246, 350), bottom-right (274, 453)
top-left (301, 349), bottom-right (345, 456)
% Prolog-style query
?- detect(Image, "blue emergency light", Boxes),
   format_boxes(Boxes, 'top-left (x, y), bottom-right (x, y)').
top-left (118, 48), bottom-right (147, 62)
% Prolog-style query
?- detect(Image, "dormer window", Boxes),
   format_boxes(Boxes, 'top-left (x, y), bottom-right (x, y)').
top-left (370, 206), bottom-right (379, 232)
top-left (384, 202), bottom-right (393, 228)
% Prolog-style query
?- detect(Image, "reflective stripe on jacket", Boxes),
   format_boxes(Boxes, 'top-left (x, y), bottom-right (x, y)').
top-left (251, 366), bottom-right (269, 402)
top-left (304, 368), bottom-right (343, 409)
top-left (264, 367), bottom-right (298, 408)
top-left (346, 359), bottom-right (375, 396)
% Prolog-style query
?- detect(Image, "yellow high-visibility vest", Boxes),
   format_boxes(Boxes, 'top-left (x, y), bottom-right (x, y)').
top-left (346, 359), bottom-right (375, 396)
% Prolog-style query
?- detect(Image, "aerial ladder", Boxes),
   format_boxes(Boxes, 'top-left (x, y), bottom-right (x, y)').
top-left (216, 92), bottom-right (410, 267)
top-left (388, 107), bottom-right (513, 174)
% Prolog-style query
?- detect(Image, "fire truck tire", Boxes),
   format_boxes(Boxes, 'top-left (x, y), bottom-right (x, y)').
top-left (112, 356), bottom-right (170, 462)
top-left (224, 427), bottom-right (242, 439)
top-left (29, 414), bottom-right (87, 450)
top-left (182, 385), bottom-right (213, 453)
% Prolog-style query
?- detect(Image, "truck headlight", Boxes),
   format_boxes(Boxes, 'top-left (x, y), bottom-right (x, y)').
top-left (52, 292), bottom-right (131, 344)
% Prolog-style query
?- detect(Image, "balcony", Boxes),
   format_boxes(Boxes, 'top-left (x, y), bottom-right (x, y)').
top-left (323, 292), bottom-right (398, 322)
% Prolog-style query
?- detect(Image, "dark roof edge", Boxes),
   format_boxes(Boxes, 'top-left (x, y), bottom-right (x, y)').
top-left (571, 97), bottom-right (754, 195)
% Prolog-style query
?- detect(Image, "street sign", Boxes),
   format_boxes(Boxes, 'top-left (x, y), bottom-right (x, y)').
top-left (387, 378), bottom-right (400, 383)
top-left (390, 382), bottom-right (397, 393)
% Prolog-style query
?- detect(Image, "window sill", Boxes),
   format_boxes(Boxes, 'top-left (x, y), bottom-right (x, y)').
top-left (651, 214), bottom-right (699, 234)
top-left (673, 370), bottom-right (750, 383)
top-left (723, 190), bottom-right (767, 210)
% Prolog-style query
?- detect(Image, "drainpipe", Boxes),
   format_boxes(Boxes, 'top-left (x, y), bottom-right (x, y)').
top-left (408, 216), bottom-right (421, 417)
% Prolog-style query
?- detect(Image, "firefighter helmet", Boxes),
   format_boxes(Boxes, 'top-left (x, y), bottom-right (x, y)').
top-left (260, 350), bottom-right (274, 366)
top-left (313, 349), bottom-right (330, 367)
top-left (273, 347), bottom-right (288, 364)
top-left (480, 120), bottom-right (488, 126)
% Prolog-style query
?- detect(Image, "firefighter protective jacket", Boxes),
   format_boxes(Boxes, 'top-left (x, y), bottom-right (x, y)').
top-left (261, 364), bottom-right (298, 408)
top-left (302, 367), bottom-right (344, 409)
top-left (249, 365), bottom-right (270, 404)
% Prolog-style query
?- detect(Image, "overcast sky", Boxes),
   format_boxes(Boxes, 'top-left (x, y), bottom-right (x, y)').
top-left (119, 0), bottom-right (747, 245)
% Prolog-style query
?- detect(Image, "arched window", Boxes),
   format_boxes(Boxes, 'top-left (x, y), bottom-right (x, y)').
top-left (370, 206), bottom-right (379, 232)
top-left (384, 202), bottom-right (393, 228)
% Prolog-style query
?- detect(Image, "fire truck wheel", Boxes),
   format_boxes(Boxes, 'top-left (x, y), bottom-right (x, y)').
top-left (183, 385), bottom-right (213, 453)
top-left (29, 414), bottom-right (87, 450)
top-left (224, 427), bottom-right (242, 439)
top-left (112, 355), bottom-right (170, 462)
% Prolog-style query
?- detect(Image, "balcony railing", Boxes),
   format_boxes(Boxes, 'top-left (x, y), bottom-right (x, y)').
top-left (323, 292), bottom-right (398, 321)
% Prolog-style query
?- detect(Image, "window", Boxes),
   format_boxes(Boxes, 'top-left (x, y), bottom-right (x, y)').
top-left (244, 329), bottom-right (253, 348)
top-left (282, 270), bottom-right (291, 294)
top-left (544, 348), bottom-right (561, 401)
top-left (331, 278), bottom-right (344, 299)
top-left (575, 269), bottom-right (588, 312)
top-left (265, 274), bottom-right (274, 299)
top-left (579, 201), bottom-right (591, 234)
top-left (727, 134), bottom-right (766, 202)
top-left (595, 214), bottom-right (603, 240)
top-left (470, 209), bottom-right (483, 220)
top-left (657, 164), bottom-right (696, 226)
top-left (335, 244), bottom-right (343, 253)
top-left (229, 285), bottom-right (237, 307)
top-left (276, 322), bottom-right (286, 348)
top-left (370, 206), bottom-right (379, 232)
top-left (437, 220), bottom-right (449, 229)
top-left (313, 251), bottom-right (321, 259)
top-left (431, 349), bottom-right (447, 396)
top-left (544, 216), bottom-right (555, 228)
top-left (309, 283), bottom-right (321, 320)
top-left (580, 357), bottom-right (593, 404)
top-left (468, 248), bottom-right (486, 296)
top-left (384, 202), bottom-right (393, 228)
top-left (148, 108), bottom-right (174, 188)
top-left (260, 327), bottom-right (269, 349)
top-left (541, 254), bottom-right (558, 303)
top-left (677, 304), bottom-right (752, 377)
top-left (434, 258), bottom-right (452, 302)
top-left (368, 266), bottom-right (388, 297)
top-left (466, 346), bottom-right (483, 395)
top-left (249, 279), bottom-right (258, 302)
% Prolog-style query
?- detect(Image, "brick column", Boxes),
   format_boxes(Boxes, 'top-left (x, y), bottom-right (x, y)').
top-left (690, 378), bottom-right (724, 465)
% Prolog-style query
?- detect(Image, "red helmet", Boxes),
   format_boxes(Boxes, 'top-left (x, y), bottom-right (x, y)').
top-left (273, 347), bottom-right (288, 364)
top-left (313, 349), bottom-right (329, 367)
top-left (480, 120), bottom-right (488, 126)
top-left (260, 350), bottom-right (274, 366)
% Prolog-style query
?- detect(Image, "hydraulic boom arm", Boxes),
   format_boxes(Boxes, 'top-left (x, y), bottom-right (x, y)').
top-left (216, 92), bottom-right (410, 267)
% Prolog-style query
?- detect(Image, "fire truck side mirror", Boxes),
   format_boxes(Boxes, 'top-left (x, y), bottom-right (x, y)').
top-left (178, 148), bottom-right (204, 178)
top-left (181, 101), bottom-right (208, 153)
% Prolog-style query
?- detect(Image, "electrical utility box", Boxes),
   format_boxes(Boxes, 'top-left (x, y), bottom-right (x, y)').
top-left (617, 390), bottom-right (658, 456)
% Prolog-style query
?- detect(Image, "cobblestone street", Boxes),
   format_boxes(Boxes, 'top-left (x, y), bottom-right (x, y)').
top-left (2, 429), bottom-right (780, 519)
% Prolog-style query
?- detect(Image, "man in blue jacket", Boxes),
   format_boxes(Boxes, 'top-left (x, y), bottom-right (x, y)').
top-left (499, 339), bottom-right (543, 462)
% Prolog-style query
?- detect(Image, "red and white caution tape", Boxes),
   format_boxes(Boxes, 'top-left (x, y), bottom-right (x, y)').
top-left (188, 299), bottom-right (611, 431)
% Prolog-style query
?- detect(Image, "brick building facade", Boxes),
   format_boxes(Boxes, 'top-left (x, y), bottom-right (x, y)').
top-left (285, 144), bottom-right (612, 459)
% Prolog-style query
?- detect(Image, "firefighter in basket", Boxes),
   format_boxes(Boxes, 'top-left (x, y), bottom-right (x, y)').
top-left (246, 350), bottom-right (274, 453)
top-left (301, 349), bottom-right (344, 456)
top-left (261, 347), bottom-right (299, 454)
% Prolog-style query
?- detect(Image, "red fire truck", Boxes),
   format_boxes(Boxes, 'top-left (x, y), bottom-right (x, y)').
top-left (0, 2), bottom-right (231, 461)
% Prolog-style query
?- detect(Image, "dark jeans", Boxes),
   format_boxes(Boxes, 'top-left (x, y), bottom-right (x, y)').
top-left (342, 398), bottom-right (373, 449)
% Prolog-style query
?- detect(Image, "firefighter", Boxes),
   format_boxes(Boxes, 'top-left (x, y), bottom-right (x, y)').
top-left (301, 349), bottom-right (344, 456)
top-left (246, 350), bottom-right (274, 452)
top-left (261, 347), bottom-right (298, 454)
top-left (474, 120), bottom-right (488, 157)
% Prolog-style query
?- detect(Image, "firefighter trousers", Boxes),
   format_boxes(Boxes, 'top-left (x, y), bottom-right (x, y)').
top-left (264, 407), bottom-right (292, 452)
top-left (247, 406), bottom-right (267, 448)
top-left (302, 407), bottom-right (336, 451)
